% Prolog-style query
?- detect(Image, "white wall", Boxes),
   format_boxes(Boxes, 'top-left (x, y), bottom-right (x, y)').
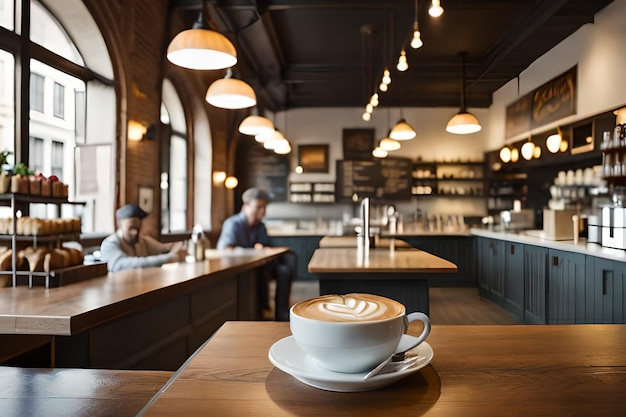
top-left (488, 0), bottom-right (626, 151)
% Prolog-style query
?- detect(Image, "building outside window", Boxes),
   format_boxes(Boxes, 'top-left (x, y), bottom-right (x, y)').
top-left (53, 82), bottom-right (64, 119)
top-left (29, 73), bottom-right (44, 113)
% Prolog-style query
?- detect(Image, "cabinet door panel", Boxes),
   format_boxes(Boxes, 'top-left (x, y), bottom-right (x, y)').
top-left (548, 249), bottom-right (586, 324)
top-left (524, 245), bottom-right (548, 324)
top-left (592, 257), bottom-right (626, 324)
top-left (503, 242), bottom-right (524, 318)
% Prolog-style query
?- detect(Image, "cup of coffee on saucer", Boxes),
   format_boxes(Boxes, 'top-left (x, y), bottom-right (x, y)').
top-left (289, 293), bottom-right (430, 374)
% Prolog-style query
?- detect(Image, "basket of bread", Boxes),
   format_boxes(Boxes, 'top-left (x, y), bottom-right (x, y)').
top-left (0, 245), bottom-right (107, 287)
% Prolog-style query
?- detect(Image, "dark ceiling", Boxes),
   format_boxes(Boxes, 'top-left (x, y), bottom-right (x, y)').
top-left (170, 0), bottom-right (614, 112)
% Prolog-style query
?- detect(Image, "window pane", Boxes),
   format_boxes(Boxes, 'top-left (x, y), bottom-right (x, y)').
top-left (28, 136), bottom-right (44, 173)
top-left (51, 140), bottom-right (63, 177)
top-left (30, 0), bottom-right (83, 65)
top-left (169, 135), bottom-right (187, 231)
top-left (30, 72), bottom-right (44, 112)
top-left (53, 82), bottom-right (64, 118)
top-left (0, 0), bottom-right (14, 31)
top-left (0, 49), bottom-right (14, 155)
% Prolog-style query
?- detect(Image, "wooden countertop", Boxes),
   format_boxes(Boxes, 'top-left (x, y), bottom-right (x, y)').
top-left (308, 248), bottom-right (457, 273)
top-left (139, 321), bottom-right (626, 417)
top-left (1, 367), bottom-right (172, 417)
top-left (0, 247), bottom-right (288, 336)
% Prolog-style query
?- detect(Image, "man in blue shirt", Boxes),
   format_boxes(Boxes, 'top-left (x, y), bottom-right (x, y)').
top-left (217, 188), bottom-right (293, 321)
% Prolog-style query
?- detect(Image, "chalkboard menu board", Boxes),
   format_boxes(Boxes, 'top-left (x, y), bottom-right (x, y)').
top-left (336, 157), bottom-right (412, 201)
top-left (241, 144), bottom-right (289, 202)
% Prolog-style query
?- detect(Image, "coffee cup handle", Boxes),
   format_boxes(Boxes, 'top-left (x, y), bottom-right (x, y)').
top-left (402, 312), bottom-right (431, 348)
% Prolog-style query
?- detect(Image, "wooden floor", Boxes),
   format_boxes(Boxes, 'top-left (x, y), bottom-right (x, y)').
top-left (286, 281), bottom-right (520, 325)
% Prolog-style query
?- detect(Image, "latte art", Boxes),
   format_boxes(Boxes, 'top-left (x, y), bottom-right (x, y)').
top-left (292, 293), bottom-right (404, 322)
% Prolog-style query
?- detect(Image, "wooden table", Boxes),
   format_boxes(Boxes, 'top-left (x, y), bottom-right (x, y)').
top-left (139, 321), bottom-right (626, 417)
top-left (0, 248), bottom-right (288, 369)
top-left (0, 367), bottom-right (172, 417)
top-left (318, 235), bottom-right (412, 249)
top-left (308, 248), bottom-right (457, 314)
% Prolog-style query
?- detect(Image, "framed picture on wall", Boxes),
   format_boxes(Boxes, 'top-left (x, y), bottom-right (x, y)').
top-left (343, 128), bottom-right (374, 160)
top-left (138, 186), bottom-right (154, 213)
top-left (298, 144), bottom-right (329, 173)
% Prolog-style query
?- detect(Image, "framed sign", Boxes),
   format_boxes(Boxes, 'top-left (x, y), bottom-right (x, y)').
top-left (138, 186), bottom-right (154, 213)
top-left (343, 128), bottom-right (374, 161)
top-left (298, 144), bottom-right (329, 173)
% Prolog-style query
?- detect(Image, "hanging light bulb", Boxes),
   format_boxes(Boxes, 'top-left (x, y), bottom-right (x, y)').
top-left (397, 49), bottom-right (409, 72)
top-left (379, 82), bottom-right (388, 92)
top-left (382, 68), bottom-right (391, 85)
top-left (428, 0), bottom-right (444, 18)
top-left (510, 148), bottom-right (519, 163)
top-left (410, 23), bottom-right (423, 49)
top-left (533, 144), bottom-right (542, 159)
top-left (499, 146), bottom-right (511, 163)
top-left (370, 93), bottom-right (379, 107)
top-left (521, 140), bottom-right (535, 161)
top-left (224, 176), bottom-right (238, 189)
top-left (362, 111), bottom-right (371, 121)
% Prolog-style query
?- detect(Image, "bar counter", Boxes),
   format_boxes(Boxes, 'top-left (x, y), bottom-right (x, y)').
top-left (0, 248), bottom-right (288, 369)
top-left (139, 321), bottom-right (626, 416)
top-left (308, 247), bottom-right (457, 314)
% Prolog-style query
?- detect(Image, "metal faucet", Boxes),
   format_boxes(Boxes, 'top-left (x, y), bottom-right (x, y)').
top-left (359, 197), bottom-right (370, 254)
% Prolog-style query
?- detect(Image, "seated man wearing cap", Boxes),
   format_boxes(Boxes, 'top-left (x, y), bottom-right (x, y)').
top-left (217, 188), bottom-right (293, 321)
top-left (100, 204), bottom-right (186, 272)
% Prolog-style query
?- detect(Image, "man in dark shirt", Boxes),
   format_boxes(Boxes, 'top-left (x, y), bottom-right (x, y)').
top-left (217, 188), bottom-right (293, 321)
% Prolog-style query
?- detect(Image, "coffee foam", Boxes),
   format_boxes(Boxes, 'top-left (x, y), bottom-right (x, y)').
top-left (292, 293), bottom-right (404, 322)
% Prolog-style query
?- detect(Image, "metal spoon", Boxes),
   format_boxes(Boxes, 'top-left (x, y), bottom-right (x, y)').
top-left (363, 340), bottom-right (422, 380)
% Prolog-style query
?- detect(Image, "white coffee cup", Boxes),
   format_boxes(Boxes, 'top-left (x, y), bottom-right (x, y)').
top-left (289, 293), bottom-right (431, 373)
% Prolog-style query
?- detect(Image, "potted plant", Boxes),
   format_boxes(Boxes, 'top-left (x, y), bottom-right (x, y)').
top-left (0, 151), bottom-right (13, 194)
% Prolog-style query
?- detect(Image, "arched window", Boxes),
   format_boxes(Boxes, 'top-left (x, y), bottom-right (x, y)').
top-left (0, 0), bottom-right (115, 233)
top-left (160, 79), bottom-right (188, 233)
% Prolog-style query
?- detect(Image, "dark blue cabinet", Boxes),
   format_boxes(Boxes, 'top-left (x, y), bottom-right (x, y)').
top-left (476, 236), bottom-right (505, 303)
top-left (547, 249), bottom-right (588, 324)
top-left (396, 236), bottom-right (476, 287)
top-left (503, 241), bottom-right (524, 318)
top-left (588, 257), bottom-right (626, 324)
top-left (268, 236), bottom-right (322, 281)
top-left (523, 245), bottom-right (548, 324)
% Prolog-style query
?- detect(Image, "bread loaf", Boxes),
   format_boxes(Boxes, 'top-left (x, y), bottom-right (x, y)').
top-left (21, 246), bottom-right (48, 272)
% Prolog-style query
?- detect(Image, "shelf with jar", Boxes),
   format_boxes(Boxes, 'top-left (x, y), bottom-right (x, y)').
top-left (289, 182), bottom-right (335, 203)
top-left (600, 108), bottom-right (626, 186)
top-left (411, 160), bottom-right (485, 197)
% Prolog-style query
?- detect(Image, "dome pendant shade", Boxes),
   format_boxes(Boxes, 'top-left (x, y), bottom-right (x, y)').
top-left (446, 112), bottom-right (482, 134)
top-left (546, 133), bottom-right (562, 153)
top-left (206, 78), bottom-right (256, 109)
top-left (379, 138), bottom-right (401, 151)
top-left (167, 28), bottom-right (237, 70)
top-left (239, 115), bottom-right (274, 136)
top-left (446, 52), bottom-right (482, 135)
top-left (389, 119), bottom-right (416, 140)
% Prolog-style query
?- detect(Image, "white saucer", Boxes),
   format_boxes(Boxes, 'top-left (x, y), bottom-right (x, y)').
top-left (268, 335), bottom-right (434, 392)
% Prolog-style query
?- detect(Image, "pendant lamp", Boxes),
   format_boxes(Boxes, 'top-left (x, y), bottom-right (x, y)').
top-left (206, 70), bottom-right (256, 109)
top-left (167, 11), bottom-right (237, 71)
top-left (239, 114), bottom-right (274, 136)
top-left (389, 118), bottom-right (416, 140)
top-left (446, 53), bottom-right (482, 135)
top-left (379, 137), bottom-right (401, 151)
